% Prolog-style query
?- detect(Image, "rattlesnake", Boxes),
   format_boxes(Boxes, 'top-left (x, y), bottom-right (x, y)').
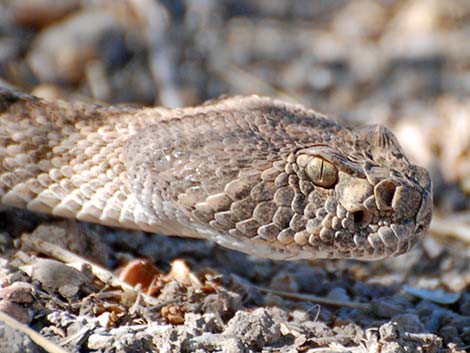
top-left (0, 88), bottom-right (432, 260)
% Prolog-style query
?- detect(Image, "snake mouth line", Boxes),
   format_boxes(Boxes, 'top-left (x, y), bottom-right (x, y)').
top-left (362, 221), bottom-right (417, 259)
top-left (309, 205), bottom-right (419, 260)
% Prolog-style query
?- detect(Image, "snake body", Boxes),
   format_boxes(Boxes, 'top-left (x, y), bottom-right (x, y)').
top-left (0, 88), bottom-right (432, 260)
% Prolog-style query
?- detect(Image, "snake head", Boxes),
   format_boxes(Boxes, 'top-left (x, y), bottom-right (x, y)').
top-left (288, 125), bottom-right (432, 260)
top-left (126, 97), bottom-right (432, 261)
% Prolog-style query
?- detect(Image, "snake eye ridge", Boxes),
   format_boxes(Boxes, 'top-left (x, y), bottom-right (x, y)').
top-left (305, 156), bottom-right (338, 188)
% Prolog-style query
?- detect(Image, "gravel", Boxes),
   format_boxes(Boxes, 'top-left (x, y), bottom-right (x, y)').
top-left (0, 1), bottom-right (468, 352)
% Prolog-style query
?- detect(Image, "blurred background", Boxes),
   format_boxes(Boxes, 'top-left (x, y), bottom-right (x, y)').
top-left (0, 1), bottom-right (469, 350)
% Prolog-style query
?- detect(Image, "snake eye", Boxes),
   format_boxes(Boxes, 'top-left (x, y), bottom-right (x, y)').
top-left (305, 157), bottom-right (338, 188)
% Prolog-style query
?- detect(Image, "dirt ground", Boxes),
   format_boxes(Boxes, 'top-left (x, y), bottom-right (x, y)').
top-left (0, 1), bottom-right (469, 352)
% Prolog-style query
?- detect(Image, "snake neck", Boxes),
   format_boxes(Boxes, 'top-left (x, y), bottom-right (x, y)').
top-left (0, 88), bottom-right (160, 230)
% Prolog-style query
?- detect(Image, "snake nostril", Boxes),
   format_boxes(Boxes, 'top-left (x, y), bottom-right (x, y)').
top-left (375, 180), bottom-right (396, 210)
top-left (382, 186), bottom-right (395, 207)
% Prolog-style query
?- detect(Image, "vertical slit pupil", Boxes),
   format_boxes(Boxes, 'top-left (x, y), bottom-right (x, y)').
top-left (319, 159), bottom-right (324, 181)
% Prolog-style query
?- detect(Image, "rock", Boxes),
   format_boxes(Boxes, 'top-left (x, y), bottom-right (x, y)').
top-left (20, 258), bottom-right (87, 297)
top-left (46, 311), bottom-right (80, 328)
top-left (202, 290), bottom-right (242, 320)
top-left (10, 0), bottom-right (80, 28)
top-left (23, 222), bottom-right (110, 266)
top-left (391, 313), bottom-right (425, 333)
top-left (184, 312), bottom-right (223, 336)
top-left (379, 322), bottom-right (400, 341)
top-left (326, 287), bottom-right (350, 302)
top-left (151, 325), bottom-right (191, 353)
top-left (372, 296), bottom-right (412, 318)
top-left (185, 333), bottom-right (244, 353)
top-left (27, 8), bottom-right (129, 83)
top-left (107, 326), bottom-right (153, 353)
top-left (0, 232), bottom-right (13, 252)
top-left (0, 323), bottom-right (41, 353)
top-left (0, 282), bottom-right (34, 304)
top-left (0, 300), bottom-right (30, 324)
top-left (223, 308), bottom-right (281, 350)
top-left (269, 271), bottom-right (299, 292)
top-left (87, 332), bottom-right (114, 350)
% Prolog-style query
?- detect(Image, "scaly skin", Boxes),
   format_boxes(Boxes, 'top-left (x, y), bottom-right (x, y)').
top-left (0, 88), bottom-right (432, 260)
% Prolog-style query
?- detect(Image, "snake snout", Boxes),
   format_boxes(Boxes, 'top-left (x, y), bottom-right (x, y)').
top-left (375, 178), bottom-right (422, 219)
top-left (331, 169), bottom-right (431, 259)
